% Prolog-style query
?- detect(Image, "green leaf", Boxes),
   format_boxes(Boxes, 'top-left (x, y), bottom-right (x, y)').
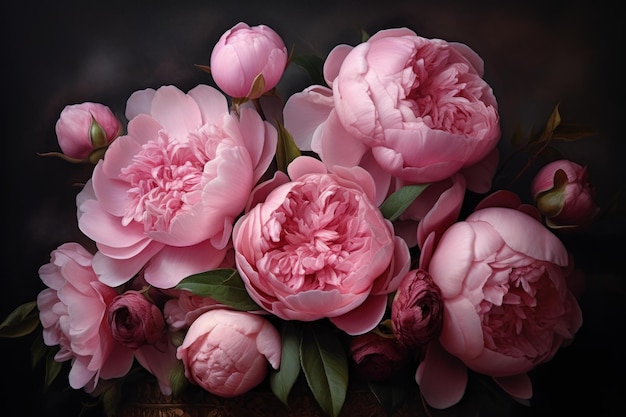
top-left (44, 348), bottom-right (62, 390)
top-left (0, 301), bottom-right (40, 338)
top-left (30, 332), bottom-right (47, 369)
top-left (175, 269), bottom-right (260, 311)
top-left (552, 123), bottom-right (600, 141)
top-left (270, 321), bottom-right (302, 406)
top-left (368, 379), bottom-right (407, 416)
top-left (168, 360), bottom-right (188, 397)
top-left (275, 121), bottom-right (302, 173)
top-left (379, 184), bottom-right (430, 221)
top-left (300, 323), bottom-right (348, 417)
top-left (533, 103), bottom-right (562, 144)
top-left (291, 55), bottom-right (325, 85)
top-left (101, 382), bottom-right (123, 417)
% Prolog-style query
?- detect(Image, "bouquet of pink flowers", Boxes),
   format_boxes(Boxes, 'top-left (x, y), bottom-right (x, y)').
top-left (1, 21), bottom-right (599, 417)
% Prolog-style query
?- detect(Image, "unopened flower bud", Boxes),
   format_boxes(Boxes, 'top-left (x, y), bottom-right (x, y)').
top-left (107, 290), bottom-right (165, 349)
top-left (391, 269), bottom-right (443, 349)
top-left (210, 22), bottom-right (288, 100)
top-left (350, 321), bottom-right (410, 382)
top-left (531, 159), bottom-right (599, 230)
top-left (51, 102), bottom-right (121, 163)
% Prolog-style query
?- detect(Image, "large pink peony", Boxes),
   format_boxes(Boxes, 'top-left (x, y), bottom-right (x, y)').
top-left (283, 27), bottom-right (500, 187)
top-left (416, 207), bottom-right (583, 408)
top-left (77, 84), bottom-right (277, 288)
top-left (232, 156), bottom-right (411, 335)
top-left (36, 243), bottom-right (134, 393)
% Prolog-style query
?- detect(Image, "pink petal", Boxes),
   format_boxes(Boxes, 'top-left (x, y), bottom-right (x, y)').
top-left (330, 293), bottom-right (387, 335)
top-left (416, 341), bottom-right (468, 409)
top-left (150, 85), bottom-right (203, 140)
top-left (494, 374), bottom-right (533, 402)
top-left (187, 84), bottom-right (229, 125)
top-left (323, 44), bottom-right (353, 86)
top-left (283, 85), bottom-right (334, 151)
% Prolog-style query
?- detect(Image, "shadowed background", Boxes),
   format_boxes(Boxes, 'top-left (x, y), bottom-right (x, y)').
top-left (1, 1), bottom-right (624, 416)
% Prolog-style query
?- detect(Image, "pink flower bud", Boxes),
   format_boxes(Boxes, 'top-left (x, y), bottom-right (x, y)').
top-left (210, 22), bottom-right (288, 99)
top-left (176, 309), bottom-right (281, 397)
top-left (350, 324), bottom-right (410, 382)
top-left (55, 102), bottom-right (121, 161)
top-left (107, 290), bottom-right (165, 349)
top-left (391, 269), bottom-right (443, 349)
top-left (531, 159), bottom-right (599, 230)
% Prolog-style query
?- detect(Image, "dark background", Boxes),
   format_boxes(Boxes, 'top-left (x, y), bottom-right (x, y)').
top-left (1, 1), bottom-right (624, 416)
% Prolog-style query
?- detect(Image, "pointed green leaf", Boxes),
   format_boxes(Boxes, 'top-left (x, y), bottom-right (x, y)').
top-left (175, 269), bottom-right (260, 311)
top-left (0, 301), bottom-right (40, 338)
top-left (168, 360), bottom-right (188, 397)
top-left (379, 184), bottom-right (430, 221)
top-left (44, 349), bottom-right (62, 390)
top-left (300, 323), bottom-right (348, 417)
top-left (291, 55), bottom-right (325, 85)
top-left (275, 121), bottom-right (302, 173)
top-left (270, 321), bottom-right (302, 406)
top-left (534, 103), bottom-right (561, 144)
top-left (553, 123), bottom-right (600, 141)
top-left (101, 382), bottom-right (123, 417)
top-left (368, 379), bottom-right (407, 416)
top-left (30, 332), bottom-right (47, 369)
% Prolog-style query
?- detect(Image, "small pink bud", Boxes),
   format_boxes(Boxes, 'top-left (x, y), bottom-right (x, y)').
top-left (210, 22), bottom-right (288, 99)
top-left (531, 159), bottom-right (599, 230)
top-left (54, 102), bottom-right (121, 162)
top-left (107, 290), bottom-right (165, 349)
top-left (349, 321), bottom-right (410, 382)
top-left (391, 269), bottom-right (443, 349)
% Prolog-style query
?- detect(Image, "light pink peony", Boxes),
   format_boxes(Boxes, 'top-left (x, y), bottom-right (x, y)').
top-left (163, 290), bottom-right (227, 332)
top-left (232, 156), bottom-right (411, 335)
top-left (76, 84), bottom-right (277, 288)
top-left (176, 309), bottom-right (281, 397)
top-left (36, 243), bottom-right (134, 393)
top-left (55, 102), bottom-right (122, 160)
top-left (210, 22), bottom-right (288, 99)
top-left (283, 27), bottom-right (500, 186)
top-left (531, 159), bottom-right (599, 229)
top-left (416, 207), bottom-right (583, 408)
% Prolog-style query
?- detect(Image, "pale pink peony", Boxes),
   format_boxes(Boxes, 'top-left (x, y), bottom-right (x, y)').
top-left (232, 156), bottom-right (411, 335)
top-left (416, 207), bottom-right (583, 408)
top-left (283, 27), bottom-right (500, 186)
top-left (36, 243), bottom-right (134, 393)
top-left (210, 22), bottom-right (288, 99)
top-left (176, 309), bottom-right (281, 397)
top-left (76, 84), bottom-right (278, 288)
top-left (55, 102), bottom-right (122, 160)
top-left (531, 159), bottom-right (599, 229)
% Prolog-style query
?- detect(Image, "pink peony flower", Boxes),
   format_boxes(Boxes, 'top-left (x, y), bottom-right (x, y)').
top-left (176, 309), bottom-right (281, 397)
top-left (107, 290), bottom-right (166, 349)
top-left (36, 243), bottom-right (134, 393)
top-left (210, 22), bottom-right (288, 99)
top-left (531, 159), bottom-right (599, 229)
top-left (55, 102), bottom-right (122, 161)
top-left (416, 207), bottom-right (583, 409)
top-left (232, 156), bottom-right (411, 335)
top-left (284, 27), bottom-right (500, 186)
top-left (76, 84), bottom-right (277, 288)
top-left (391, 269), bottom-right (443, 349)
top-left (163, 290), bottom-right (227, 332)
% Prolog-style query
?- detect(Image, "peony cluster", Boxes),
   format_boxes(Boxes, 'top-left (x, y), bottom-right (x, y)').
top-left (8, 20), bottom-right (594, 417)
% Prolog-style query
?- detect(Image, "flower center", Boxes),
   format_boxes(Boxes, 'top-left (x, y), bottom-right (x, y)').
top-left (119, 130), bottom-right (219, 232)
top-left (258, 176), bottom-right (369, 292)
top-left (480, 261), bottom-right (561, 359)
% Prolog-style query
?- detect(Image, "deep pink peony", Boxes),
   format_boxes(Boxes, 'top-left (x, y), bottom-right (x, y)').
top-left (55, 102), bottom-right (121, 160)
top-left (531, 159), bottom-right (599, 229)
top-left (210, 22), bottom-right (288, 99)
top-left (284, 27), bottom-right (500, 186)
top-left (176, 309), bottom-right (281, 397)
top-left (107, 290), bottom-right (166, 349)
top-left (77, 84), bottom-right (277, 288)
top-left (416, 207), bottom-right (583, 408)
top-left (36, 243), bottom-right (134, 393)
top-left (232, 156), bottom-right (411, 335)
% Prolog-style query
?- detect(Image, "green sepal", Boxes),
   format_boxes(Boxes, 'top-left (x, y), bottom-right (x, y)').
top-left (175, 268), bottom-right (260, 311)
top-left (300, 323), bottom-right (348, 417)
top-left (247, 73), bottom-right (267, 99)
top-left (379, 184), bottom-right (430, 221)
top-left (0, 300), bottom-right (40, 338)
top-left (270, 321), bottom-right (302, 406)
top-left (89, 116), bottom-right (108, 148)
top-left (275, 121), bottom-right (302, 173)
